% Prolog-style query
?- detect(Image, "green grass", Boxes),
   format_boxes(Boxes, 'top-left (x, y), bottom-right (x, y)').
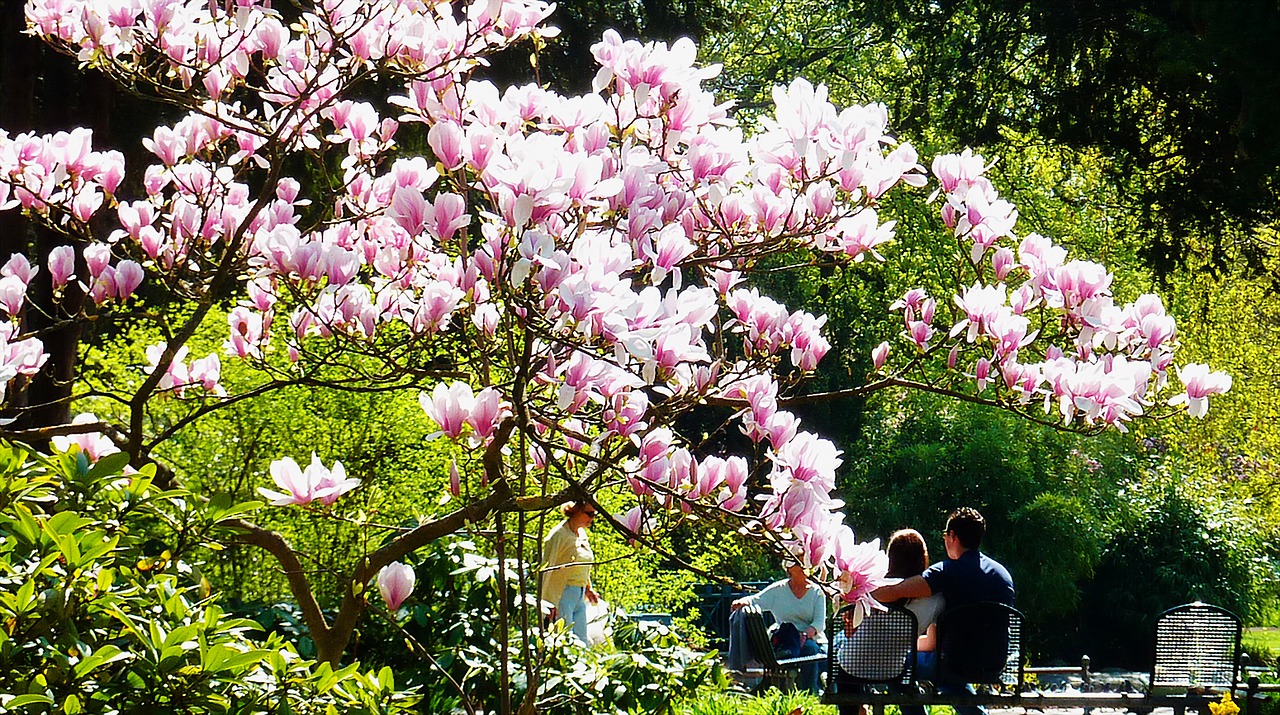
top-left (1244, 628), bottom-right (1280, 669)
top-left (673, 689), bottom-right (962, 715)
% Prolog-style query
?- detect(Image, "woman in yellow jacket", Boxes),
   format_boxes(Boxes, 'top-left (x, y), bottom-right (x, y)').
top-left (542, 501), bottom-right (600, 643)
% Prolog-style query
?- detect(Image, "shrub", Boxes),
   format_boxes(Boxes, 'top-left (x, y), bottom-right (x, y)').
top-left (341, 538), bottom-right (724, 713)
top-left (0, 441), bottom-right (419, 714)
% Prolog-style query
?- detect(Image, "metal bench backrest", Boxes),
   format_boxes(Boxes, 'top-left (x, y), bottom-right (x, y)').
top-left (742, 604), bottom-right (783, 669)
top-left (1151, 602), bottom-right (1241, 692)
top-left (936, 601), bottom-right (1023, 687)
top-left (693, 581), bottom-right (773, 646)
top-left (830, 603), bottom-right (918, 687)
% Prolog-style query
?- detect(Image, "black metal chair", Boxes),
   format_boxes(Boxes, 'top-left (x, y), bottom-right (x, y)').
top-left (935, 601), bottom-right (1024, 689)
top-left (829, 603), bottom-right (919, 688)
top-left (1150, 601), bottom-right (1242, 694)
top-left (740, 604), bottom-right (826, 691)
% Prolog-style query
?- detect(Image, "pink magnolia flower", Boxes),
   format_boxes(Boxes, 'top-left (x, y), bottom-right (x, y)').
top-left (83, 243), bottom-right (111, 279)
top-left (377, 562), bottom-right (416, 611)
top-left (931, 150), bottom-right (986, 193)
top-left (906, 320), bottom-right (934, 350)
top-left (48, 246), bottom-right (75, 289)
top-left (466, 387), bottom-right (510, 446)
top-left (428, 121), bottom-right (466, 171)
top-left (872, 341), bottom-right (889, 371)
top-left (144, 342), bottom-right (191, 394)
top-left (448, 460), bottom-right (461, 497)
top-left (257, 454), bottom-right (359, 507)
top-left (188, 353), bottom-right (223, 395)
top-left (50, 412), bottom-right (119, 463)
top-left (0, 276), bottom-right (26, 316)
top-left (974, 357), bottom-right (992, 392)
top-left (621, 505), bottom-right (647, 543)
top-left (951, 283), bottom-right (1006, 343)
top-left (419, 382), bottom-right (475, 439)
top-left (992, 247), bottom-right (1015, 280)
top-left (833, 533), bottom-right (890, 606)
top-left (1169, 364), bottom-right (1232, 418)
top-left (2, 254), bottom-right (35, 285)
top-left (113, 260), bottom-right (145, 299)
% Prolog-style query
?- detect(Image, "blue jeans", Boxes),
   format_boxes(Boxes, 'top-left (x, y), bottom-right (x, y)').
top-left (557, 585), bottom-right (589, 644)
top-left (900, 651), bottom-right (937, 715)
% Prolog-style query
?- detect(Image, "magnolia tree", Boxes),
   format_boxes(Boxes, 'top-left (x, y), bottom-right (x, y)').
top-left (0, 0), bottom-right (1230, 702)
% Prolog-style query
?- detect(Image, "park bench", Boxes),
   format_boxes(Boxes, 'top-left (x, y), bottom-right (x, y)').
top-left (690, 581), bottom-right (772, 648)
top-left (739, 604), bottom-right (827, 691)
top-left (822, 600), bottom-right (1268, 715)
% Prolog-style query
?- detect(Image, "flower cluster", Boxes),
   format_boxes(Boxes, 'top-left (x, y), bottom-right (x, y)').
top-left (874, 151), bottom-right (1231, 429)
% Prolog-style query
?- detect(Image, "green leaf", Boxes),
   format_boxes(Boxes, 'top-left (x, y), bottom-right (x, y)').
top-left (45, 511), bottom-right (90, 536)
top-left (202, 643), bottom-right (256, 672)
top-left (73, 645), bottom-right (129, 678)
top-left (9, 504), bottom-right (41, 544)
top-left (62, 693), bottom-right (82, 714)
top-left (87, 452), bottom-right (131, 480)
top-left (78, 533), bottom-right (119, 565)
top-left (3, 694), bottom-right (54, 709)
top-left (9, 577), bottom-right (37, 617)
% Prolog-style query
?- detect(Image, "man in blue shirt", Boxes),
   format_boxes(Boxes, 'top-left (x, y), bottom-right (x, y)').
top-left (872, 507), bottom-right (1014, 715)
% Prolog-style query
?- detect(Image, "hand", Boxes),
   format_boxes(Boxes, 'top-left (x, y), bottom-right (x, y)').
top-left (586, 589), bottom-right (599, 605)
top-left (730, 598), bottom-right (747, 611)
top-left (548, 606), bottom-right (558, 621)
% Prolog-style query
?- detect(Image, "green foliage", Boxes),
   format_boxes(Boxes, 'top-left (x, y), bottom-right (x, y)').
top-left (675, 687), bottom-right (835, 715)
top-left (0, 440), bottom-right (420, 714)
top-left (342, 539), bottom-right (724, 713)
top-left (1244, 628), bottom-right (1279, 669)
top-left (533, 619), bottom-right (724, 715)
top-left (707, 0), bottom-right (1280, 269)
top-left (81, 312), bottom-right (456, 607)
top-left (1078, 471), bottom-right (1269, 667)
top-left (843, 392), bottom-right (1110, 653)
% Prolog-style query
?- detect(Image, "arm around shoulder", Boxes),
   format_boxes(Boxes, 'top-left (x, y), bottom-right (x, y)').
top-left (872, 575), bottom-right (932, 602)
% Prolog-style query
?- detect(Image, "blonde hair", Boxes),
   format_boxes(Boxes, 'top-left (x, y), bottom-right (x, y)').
top-left (561, 501), bottom-right (588, 517)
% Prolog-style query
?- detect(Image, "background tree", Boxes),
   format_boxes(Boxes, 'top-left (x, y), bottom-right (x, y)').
top-left (705, 0), bottom-right (1280, 277)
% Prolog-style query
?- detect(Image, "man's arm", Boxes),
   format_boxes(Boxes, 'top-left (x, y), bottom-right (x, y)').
top-left (872, 575), bottom-right (932, 602)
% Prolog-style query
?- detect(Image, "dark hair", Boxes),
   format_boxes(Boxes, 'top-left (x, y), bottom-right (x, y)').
top-left (945, 507), bottom-right (986, 550)
top-left (562, 501), bottom-right (588, 518)
top-left (886, 529), bottom-right (929, 578)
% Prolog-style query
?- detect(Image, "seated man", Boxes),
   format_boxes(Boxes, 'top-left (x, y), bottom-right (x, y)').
top-left (872, 508), bottom-right (1014, 715)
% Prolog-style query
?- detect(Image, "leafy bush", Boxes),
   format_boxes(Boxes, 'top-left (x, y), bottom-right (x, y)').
top-left (344, 539), bottom-right (724, 713)
top-left (0, 441), bottom-right (419, 713)
top-left (1078, 473), bottom-right (1267, 667)
top-left (676, 688), bottom-right (836, 715)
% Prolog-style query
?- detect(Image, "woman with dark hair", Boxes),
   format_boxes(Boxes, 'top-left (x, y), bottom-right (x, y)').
top-left (884, 528), bottom-right (944, 679)
top-left (541, 501), bottom-right (600, 644)
top-left (835, 528), bottom-right (944, 715)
